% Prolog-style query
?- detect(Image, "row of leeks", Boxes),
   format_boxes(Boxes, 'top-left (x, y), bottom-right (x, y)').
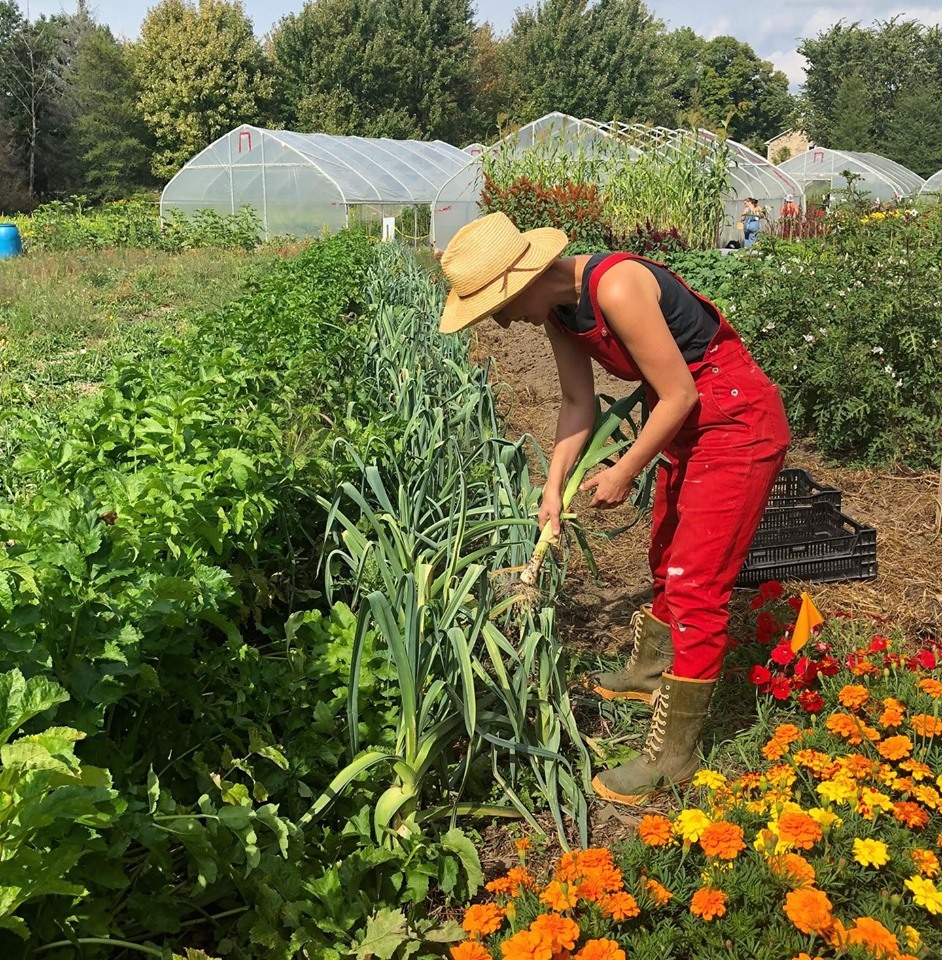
top-left (306, 242), bottom-right (654, 850)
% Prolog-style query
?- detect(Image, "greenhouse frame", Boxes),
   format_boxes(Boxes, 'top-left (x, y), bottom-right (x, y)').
top-left (160, 125), bottom-right (472, 239)
top-left (920, 168), bottom-right (942, 196)
top-left (777, 147), bottom-right (925, 203)
top-left (431, 112), bottom-right (804, 250)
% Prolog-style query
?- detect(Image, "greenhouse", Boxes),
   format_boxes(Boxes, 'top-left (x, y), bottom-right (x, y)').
top-left (160, 125), bottom-right (471, 239)
top-left (431, 112), bottom-right (803, 250)
top-left (777, 148), bottom-right (925, 204)
top-left (920, 168), bottom-right (942, 196)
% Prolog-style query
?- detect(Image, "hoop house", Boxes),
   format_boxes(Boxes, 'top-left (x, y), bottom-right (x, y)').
top-left (777, 148), bottom-right (925, 203)
top-left (160, 125), bottom-right (470, 239)
top-left (431, 112), bottom-right (802, 249)
top-left (920, 168), bottom-right (942, 197)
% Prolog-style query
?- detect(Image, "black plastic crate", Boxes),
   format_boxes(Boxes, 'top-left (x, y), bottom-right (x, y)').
top-left (738, 501), bottom-right (877, 586)
top-left (766, 468), bottom-right (841, 510)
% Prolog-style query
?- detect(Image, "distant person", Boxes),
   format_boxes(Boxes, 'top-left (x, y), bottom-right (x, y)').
top-left (741, 197), bottom-right (762, 248)
top-left (779, 194), bottom-right (799, 239)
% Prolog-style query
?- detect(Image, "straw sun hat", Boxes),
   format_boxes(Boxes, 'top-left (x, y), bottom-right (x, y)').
top-left (438, 212), bottom-right (568, 333)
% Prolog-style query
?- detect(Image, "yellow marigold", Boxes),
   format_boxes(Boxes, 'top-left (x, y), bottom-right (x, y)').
top-left (877, 735), bottom-right (914, 760)
top-left (784, 888), bottom-right (834, 935)
top-left (598, 891), bottom-right (640, 920)
top-left (911, 848), bottom-right (941, 877)
top-left (852, 838), bottom-right (890, 868)
top-left (893, 801), bottom-right (930, 829)
top-left (856, 788), bottom-right (894, 820)
top-left (905, 875), bottom-right (942, 914)
top-left (675, 809), bottom-right (712, 843)
top-left (880, 698), bottom-right (906, 727)
top-left (917, 678), bottom-right (942, 697)
top-left (839, 684), bottom-right (870, 710)
top-left (793, 749), bottom-right (832, 775)
top-left (539, 881), bottom-right (578, 912)
top-left (903, 924), bottom-right (921, 948)
top-left (911, 714), bottom-right (942, 738)
top-left (777, 810), bottom-right (824, 850)
top-left (689, 887), bottom-right (728, 921)
top-left (764, 763), bottom-right (799, 788)
top-left (573, 939), bottom-right (625, 960)
top-left (699, 821), bottom-right (746, 860)
top-left (768, 852), bottom-right (816, 887)
top-left (816, 777), bottom-right (857, 805)
top-left (901, 759), bottom-right (933, 781)
top-left (847, 917), bottom-right (898, 958)
top-left (693, 769), bottom-right (728, 790)
top-left (500, 929), bottom-right (554, 960)
top-left (807, 807), bottom-right (842, 831)
top-left (643, 878), bottom-right (673, 906)
top-left (636, 814), bottom-right (673, 846)
top-left (452, 942), bottom-right (493, 960)
top-left (463, 904), bottom-right (506, 938)
top-left (529, 914), bottom-right (579, 952)
top-left (913, 785), bottom-right (942, 810)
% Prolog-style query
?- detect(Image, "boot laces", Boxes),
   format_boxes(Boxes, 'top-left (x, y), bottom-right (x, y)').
top-left (625, 608), bottom-right (644, 669)
top-left (642, 682), bottom-right (670, 763)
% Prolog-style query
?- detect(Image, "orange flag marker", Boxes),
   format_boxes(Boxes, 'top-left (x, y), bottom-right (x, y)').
top-left (790, 591), bottom-right (824, 653)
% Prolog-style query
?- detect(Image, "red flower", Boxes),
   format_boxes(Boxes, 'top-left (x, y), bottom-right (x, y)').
top-left (770, 677), bottom-right (793, 700)
top-left (868, 636), bottom-right (889, 652)
top-left (792, 657), bottom-right (819, 686)
top-left (756, 612), bottom-right (782, 645)
top-left (771, 642), bottom-right (796, 666)
top-left (787, 596), bottom-right (803, 614)
top-left (818, 656), bottom-right (840, 676)
top-left (798, 690), bottom-right (825, 713)
top-left (749, 664), bottom-right (772, 691)
top-left (910, 649), bottom-right (938, 670)
top-left (751, 580), bottom-right (784, 609)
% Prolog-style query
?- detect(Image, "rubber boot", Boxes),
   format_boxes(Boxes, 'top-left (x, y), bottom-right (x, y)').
top-left (585, 605), bottom-right (673, 704)
top-left (591, 673), bottom-right (716, 806)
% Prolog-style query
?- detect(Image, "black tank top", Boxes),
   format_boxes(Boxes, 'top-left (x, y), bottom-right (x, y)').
top-left (555, 254), bottom-right (719, 364)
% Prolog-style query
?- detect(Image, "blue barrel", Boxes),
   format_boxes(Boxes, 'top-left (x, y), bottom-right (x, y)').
top-left (0, 223), bottom-right (23, 258)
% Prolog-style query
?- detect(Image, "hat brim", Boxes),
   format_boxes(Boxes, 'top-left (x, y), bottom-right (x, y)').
top-left (439, 227), bottom-right (568, 334)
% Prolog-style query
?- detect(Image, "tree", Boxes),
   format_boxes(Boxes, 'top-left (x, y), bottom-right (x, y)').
top-left (0, 1), bottom-right (29, 208)
top-left (881, 82), bottom-right (942, 179)
top-left (828, 73), bottom-right (873, 152)
top-left (134, 0), bottom-right (276, 180)
top-left (464, 23), bottom-right (513, 143)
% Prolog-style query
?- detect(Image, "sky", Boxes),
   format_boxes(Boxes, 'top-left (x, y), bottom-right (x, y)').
top-left (17, 0), bottom-right (942, 89)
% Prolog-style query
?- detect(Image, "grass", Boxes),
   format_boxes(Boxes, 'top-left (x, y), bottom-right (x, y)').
top-left (0, 243), bottom-right (299, 418)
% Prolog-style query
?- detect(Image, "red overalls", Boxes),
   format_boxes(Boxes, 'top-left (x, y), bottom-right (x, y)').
top-left (550, 253), bottom-right (791, 680)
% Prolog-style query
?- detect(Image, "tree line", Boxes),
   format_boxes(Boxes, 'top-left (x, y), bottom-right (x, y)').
top-left (0, 0), bottom-right (940, 212)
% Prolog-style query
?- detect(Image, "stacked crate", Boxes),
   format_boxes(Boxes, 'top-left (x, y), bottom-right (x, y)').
top-left (737, 469), bottom-right (878, 587)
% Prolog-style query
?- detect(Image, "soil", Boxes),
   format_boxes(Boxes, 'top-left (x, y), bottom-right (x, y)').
top-left (468, 317), bottom-right (942, 856)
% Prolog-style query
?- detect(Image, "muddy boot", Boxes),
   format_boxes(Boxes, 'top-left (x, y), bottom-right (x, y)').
top-left (585, 605), bottom-right (673, 704)
top-left (591, 673), bottom-right (716, 806)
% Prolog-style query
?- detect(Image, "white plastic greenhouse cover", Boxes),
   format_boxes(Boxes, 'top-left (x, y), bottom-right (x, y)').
top-left (431, 112), bottom-right (803, 249)
top-left (777, 147), bottom-right (925, 202)
top-left (920, 168), bottom-right (942, 195)
top-left (160, 125), bottom-right (471, 238)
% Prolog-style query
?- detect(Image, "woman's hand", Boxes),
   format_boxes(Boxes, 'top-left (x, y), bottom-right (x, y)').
top-left (538, 488), bottom-right (564, 538)
top-left (580, 465), bottom-right (637, 509)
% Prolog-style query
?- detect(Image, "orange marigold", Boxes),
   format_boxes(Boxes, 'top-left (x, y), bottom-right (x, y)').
top-left (599, 891), bottom-right (640, 920)
top-left (877, 735), bottom-right (914, 760)
top-left (839, 753), bottom-right (879, 779)
top-left (839, 684), bottom-right (870, 710)
top-left (793, 748), bottom-right (833, 775)
top-left (573, 939), bottom-right (625, 960)
top-left (893, 802), bottom-right (930, 829)
top-left (826, 712), bottom-right (868, 744)
top-left (644, 878), bottom-right (673, 906)
top-left (769, 853), bottom-right (816, 887)
top-left (784, 888), bottom-right (833, 935)
top-left (452, 941), bottom-right (493, 960)
top-left (911, 714), bottom-right (942, 738)
top-left (777, 811), bottom-right (824, 850)
top-left (690, 887), bottom-right (728, 921)
top-left (529, 915), bottom-right (579, 953)
top-left (917, 678), bottom-right (942, 698)
top-left (880, 698), bottom-right (906, 728)
top-left (636, 814), bottom-right (673, 846)
top-left (463, 904), bottom-right (506, 938)
top-left (540, 881), bottom-right (578, 912)
top-left (500, 929), bottom-right (554, 960)
top-left (507, 867), bottom-right (536, 895)
top-left (847, 917), bottom-right (899, 958)
top-left (900, 759), bottom-right (933, 781)
top-left (911, 848), bottom-right (941, 877)
top-left (699, 821), bottom-right (747, 860)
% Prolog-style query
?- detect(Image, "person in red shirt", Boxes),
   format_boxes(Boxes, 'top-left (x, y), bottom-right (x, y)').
top-left (437, 212), bottom-right (790, 805)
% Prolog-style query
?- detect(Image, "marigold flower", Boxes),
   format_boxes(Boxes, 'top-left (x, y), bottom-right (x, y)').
top-left (784, 888), bottom-right (833, 934)
top-left (905, 875), bottom-right (942, 914)
top-left (798, 690), bottom-right (825, 713)
top-left (911, 714), bottom-right (942, 738)
top-left (529, 915), bottom-right (579, 952)
top-left (692, 769), bottom-right (728, 790)
top-left (826, 712), bottom-right (867, 744)
top-left (790, 955), bottom-right (824, 960)
top-left (852, 838), bottom-right (890, 868)
top-left (847, 917), bottom-right (898, 958)
top-left (917, 677), bottom-right (942, 697)
top-left (856, 787), bottom-right (894, 819)
top-left (880, 698), bottom-right (906, 727)
top-left (893, 802), bottom-right (930, 829)
top-left (838, 753), bottom-right (878, 780)
top-left (643, 878), bottom-right (673, 906)
top-left (675, 809), bottom-right (712, 843)
top-left (793, 748), bottom-right (831, 774)
top-left (903, 924), bottom-right (921, 948)
top-left (911, 848), bottom-right (941, 877)
top-left (539, 881), bottom-right (577, 912)
top-left (699, 820), bottom-right (746, 860)
top-left (515, 837), bottom-right (531, 854)
top-left (452, 942), bottom-right (493, 960)
top-left (486, 877), bottom-right (513, 895)
top-left (598, 891), bottom-right (639, 920)
top-left (572, 939), bottom-right (625, 960)
top-left (689, 887), bottom-right (727, 921)
top-left (500, 929), bottom-right (554, 960)
top-left (463, 904), bottom-right (506, 938)
top-left (877, 735), bottom-right (914, 760)
top-left (776, 810), bottom-right (824, 850)
top-left (768, 852), bottom-right (816, 887)
top-left (901, 759), bottom-right (933, 781)
top-left (636, 814), bottom-right (673, 846)
top-left (816, 778), bottom-right (857, 805)
top-left (839, 684), bottom-right (870, 710)
top-left (913, 784), bottom-right (942, 810)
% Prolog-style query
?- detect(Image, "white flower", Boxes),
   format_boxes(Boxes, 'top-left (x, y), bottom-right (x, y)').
top-left (871, 346), bottom-right (884, 355)
top-left (803, 333), bottom-right (815, 343)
